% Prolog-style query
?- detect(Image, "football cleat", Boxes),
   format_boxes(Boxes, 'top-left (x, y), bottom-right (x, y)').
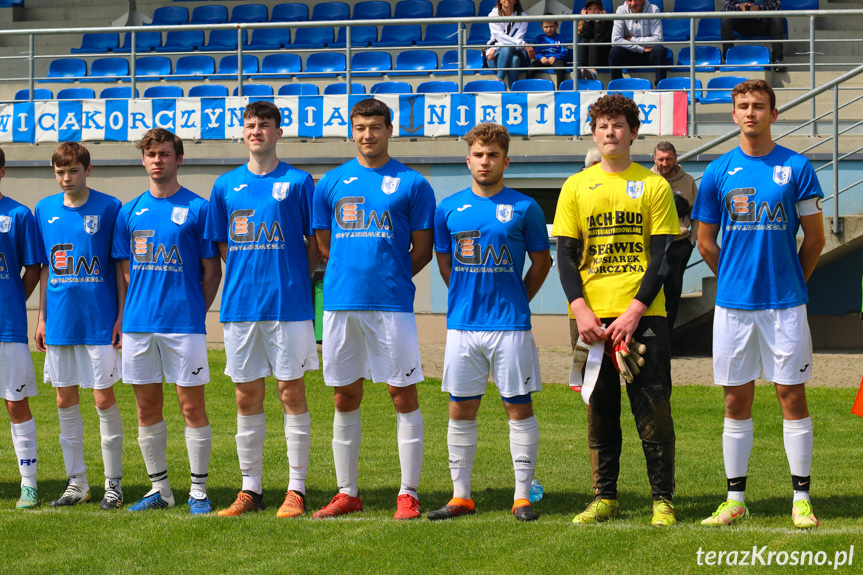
top-left (16, 486), bottom-right (38, 510)
top-left (127, 488), bottom-right (175, 511)
top-left (99, 480), bottom-right (123, 510)
top-left (792, 499), bottom-right (819, 529)
top-left (572, 499), bottom-right (619, 524)
top-left (188, 494), bottom-right (213, 515)
top-left (312, 493), bottom-right (363, 519)
top-left (701, 499), bottom-right (748, 526)
top-left (393, 494), bottom-right (421, 520)
top-left (276, 490), bottom-right (305, 518)
top-left (651, 497), bottom-right (676, 526)
top-left (512, 498), bottom-right (539, 522)
top-left (427, 497), bottom-right (476, 521)
top-left (50, 482), bottom-right (92, 507)
top-left (217, 490), bottom-right (265, 517)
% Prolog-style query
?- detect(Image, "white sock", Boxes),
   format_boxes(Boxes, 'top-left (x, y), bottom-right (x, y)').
top-left (723, 417), bottom-right (753, 502)
top-left (11, 418), bottom-right (37, 489)
top-left (447, 418), bottom-right (477, 500)
top-left (138, 420), bottom-right (170, 495)
top-left (186, 425), bottom-right (212, 498)
top-left (509, 416), bottom-right (539, 502)
top-left (236, 413), bottom-right (265, 494)
top-left (396, 409), bottom-right (424, 498)
top-left (333, 409), bottom-right (361, 497)
top-left (284, 412), bottom-right (311, 495)
top-left (97, 404), bottom-right (123, 481)
top-left (58, 405), bottom-right (87, 488)
top-left (784, 417), bottom-right (813, 502)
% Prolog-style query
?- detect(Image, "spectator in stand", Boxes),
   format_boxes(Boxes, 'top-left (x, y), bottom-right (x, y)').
top-left (721, 0), bottom-right (786, 72)
top-left (486, 0), bottom-right (535, 89)
top-left (578, 0), bottom-right (613, 81)
top-left (528, 16), bottom-right (572, 85)
top-left (609, 0), bottom-right (667, 86)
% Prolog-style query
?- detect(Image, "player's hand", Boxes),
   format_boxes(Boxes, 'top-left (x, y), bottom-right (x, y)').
top-left (572, 299), bottom-right (606, 344)
top-left (34, 320), bottom-right (47, 352)
top-left (605, 339), bottom-right (647, 383)
top-left (605, 300), bottom-right (647, 347)
top-left (112, 318), bottom-right (123, 349)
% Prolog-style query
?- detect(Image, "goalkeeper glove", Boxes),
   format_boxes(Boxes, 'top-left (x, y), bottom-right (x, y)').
top-left (605, 339), bottom-right (647, 383)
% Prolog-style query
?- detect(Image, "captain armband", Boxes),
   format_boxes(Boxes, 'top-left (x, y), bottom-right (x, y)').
top-left (797, 197), bottom-right (823, 217)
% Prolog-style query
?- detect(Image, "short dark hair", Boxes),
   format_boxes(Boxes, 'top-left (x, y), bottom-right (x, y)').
top-left (465, 122), bottom-right (510, 157)
top-left (52, 142), bottom-right (91, 169)
top-left (244, 101), bottom-right (281, 129)
top-left (136, 128), bottom-right (184, 157)
top-left (731, 78), bottom-right (776, 111)
top-left (351, 98), bottom-right (392, 128)
top-left (589, 93), bottom-right (641, 133)
top-left (654, 141), bottom-right (677, 156)
top-left (0, 146), bottom-right (5, 170)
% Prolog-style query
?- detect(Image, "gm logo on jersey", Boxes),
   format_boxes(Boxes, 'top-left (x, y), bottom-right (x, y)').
top-left (131, 231), bottom-right (183, 265)
top-left (626, 181), bottom-right (644, 200)
top-left (0, 215), bottom-right (11, 233)
top-left (773, 166), bottom-right (791, 186)
top-left (229, 209), bottom-right (283, 243)
top-left (272, 182), bottom-right (289, 201)
top-left (0, 252), bottom-right (7, 273)
top-left (171, 207), bottom-right (189, 225)
top-left (84, 215), bottom-right (100, 236)
top-left (496, 204), bottom-right (513, 223)
top-left (724, 188), bottom-right (787, 222)
top-left (50, 243), bottom-right (102, 277)
top-left (454, 231), bottom-right (512, 267)
top-left (335, 196), bottom-right (392, 231)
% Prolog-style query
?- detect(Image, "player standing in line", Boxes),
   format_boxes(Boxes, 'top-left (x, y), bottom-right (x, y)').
top-left (312, 99), bottom-right (436, 520)
top-left (0, 146), bottom-right (41, 509)
top-left (428, 123), bottom-right (551, 522)
top-left (553, 94), bottom-right (679, 526)
top-left (113, 128), bottom-right (222, 513)
top-left (206, 102), bottom-right (320, 518)
top-left (693, 79), bottom-right (825, 529)
top-left (33, 143), bottom-right (125, 509)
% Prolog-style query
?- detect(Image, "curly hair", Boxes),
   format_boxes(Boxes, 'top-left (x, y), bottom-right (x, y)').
top-left (731, 79), bottom-right (775, 111)
top-left (464, 122), bottom-right (510, 156)
top-left (588, 93), bottom-right (641, 133)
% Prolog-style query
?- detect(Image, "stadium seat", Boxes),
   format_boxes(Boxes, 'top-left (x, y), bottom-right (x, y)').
top-left (700, 75), bottom-right (748, 104)
top-left (783, 0), bottom-right (819, 8)
top-left (100, 87), bottom-right (138, 99)
top-left (156, 30), bottom-right (205, 53)
top-left (305, 52), bottom-right (346, 77)
top-left (352, 1), bottom-right (390, 20)
top-left (724, 45), bottom-right (770, 71)
top-left (673, 0), bottom-right (714, 12)
top-left (43, 58), bottom-right (87, 83)
top-left (14, 88), bottom-right (52, 100)
top-left (333, 26), bottom-right (378, 48)
top-left (418, 23), bottom-right (459, 47)
top-left (188, 84), bottom-right (229, 98)
top-left (464, 79), bottom-right (506, 92)
top-left (525, 22), bottom-right (544, 45)
top-left (259, 53), bottom-right (302, 78)
top-left (271, 3), bottom-right (308, 22)
top-left (350, 51), bottom-right (392, 76)
top-left (377, 25), bottom-right (422, 47)
top-left (677, 46), bottom-right (722, 72)
top-left (695, 18), bottom-right (721, 42)
top-left (662, 19), bottom-right (691, 42)
top-left (57, 88), bottom-right (95, 100)
top-left (144, 85), bottom-right (184, 98)
top-left (116, 32), bottom-right (163, 53)
top-left (230, 3), bottom-right (267, 23)
top-left (467, 23), bottom-right (491, 45)
top-left (370, 81), bottom-right (412, 94)
top-left (559, 78), bottom-right (604, 90)
top-left (657, 77), bottom-right (703, 102)
top-left (511, 78), bottom-right (555, 92)
top-left (191, 4), bottom-right (228, 25)
top-left (135, 56), bottom-right (172, 79)
top-left (441, 49), bottom-right (491, 74)
top-left (247, 28), bottom-right (292, 51)
top-left (82, 58), bottom-right (129, 82)
top-left (478, 0), bottom-right (497, 15)
top-left (417, 80), bottom-right (458, 93)
top-left (292, 27), bottom-right (334, 49)
top-left (390, 50), bottom-right (438, 76)
top-left (324, 82), bottom-right (367, 94)
top-left (233, 84), bottom-right (274, 96)
top-left (174, 55), bottom-right (216, 79)
top-left (436, 0), bottom-right (474, 18)
top-left (216, 54), bottom-right (259, 78)
top-left (608, 77), bottom-right (653, 91)
top-left (72, 33), bottom-right (119, 54)
top-left (312, 1), bottom-right (350, 21)
top-left (149, 6), bottom-right (188, 26)
top-left (650, 0), bottom-right (664, 11)
top-left (200, 29), bottom-right (247, 52)
top-left (278, 83), bottom-right (319, 96)
top-left (393, 0), bottom-right (432, 19)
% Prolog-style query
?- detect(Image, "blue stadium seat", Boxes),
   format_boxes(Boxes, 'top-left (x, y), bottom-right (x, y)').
top-left (511, 78), bottom-right (555, 92)
top-left (271, 3), bottom-right (308, 22)
top-left (700, 75), bottom-right (748, 104)
top-left (333, 26), bottom-right (378, 48)
top-left (247, 28), bottom-right (291, 50)
top-left (677, 45), bottom-right (721, 72)
top-left (72, 33), bottom-right (119, 54)
top-left (305, 52), bottom-right (346, 77)
top-left (441, 49), bottom-right (491, 74)
top-left (673, 0), bottom-right (714, 11)
top-left (43, 58), bottom-right (87, 83)
top-left (525, 21), bottom-right (544, 45)
top-left (370, 81), bottom-right (412, 94)
top-left (350, 51), bottom-right (392, 76)
top-left (663, 19), bottom-right (691, 42)
top-left (324, 82), bottom-right (367, 94)
top-left (149, 6), bottom-right (188, 26)
top-left (278, 83), bottom-right (319, 96)
top-left (230, 3), bottom-right (267, 23)
top-left (377, 25), bottom-right (422, 47)
top-left (724, 45), bottom-right (770, 71)
top-left (191, 4), bottom-right (228, 25)
top-left (390, 50), bottom-right (438, 76)
top-left (436, 0), bottom-right (474, 18)
top-left (418, 23), bottom-right (459, 47)
top-left (467, 23), bottom-right (491, 45)
top-left (233, 84), bottom-right (274, 96)
top-left (657, 77), bottom-right (703, 102)
top-left (82, 57), bottom-right (129, 82)
top-left (174, 55), bottom-right (216, 79)
top-left (417, 80), bottom-right (458, 93)
top-left (135, 56), bottom-right (172, 79)
top-left (464, 79), bottom-right (506, 92)
top-left (479, 0), bottom-right (497, 15)
top-left (14, 88), bottom-right (52, 100)
top-left (156, 30), bottom-right (204, 53)
top-left (216, 54), bottom-right (259, 78)
top-left (608, 77), bottom-right (653, 91)
top-left (144, 85), bottom-right (184, 98)
top-left (188, 85), bottom-right (229, 98)
top-left (695, 18), bottom-right (721, 41)
top-left (57, 88), bottom-right (95, 100)
top-left (100, 86), bottom-right (138, 99)
top-left (352, 0), bottom-right (390, 20)
top-left (559, 78), bottom-right (604, 90)
top-left (259, 53), bottom-right (302, 78)
top-left (312, 1), bottom-right (350, 21)
top-left (292, 27), bottom-right (334, 49)
top-left (651, 0), bottom-right (664, 11)
top-left (393, 0), bottom-right (432, 19)
top-left (116, 32), bottom-right (163, 53)
top-left (200, 29), bottom-right (247, 52)
top-left (783, 0), bottom-right (819, 8)
top-left (0, 0), bottom-right (24, 6)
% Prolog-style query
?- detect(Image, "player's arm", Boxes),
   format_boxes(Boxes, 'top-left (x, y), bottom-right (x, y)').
top-left (22, 263), bottom-right (39, 299)
top-left (798, 212), bottom-right (825, 281)
top-left (113, 261), bottom-right (126, 349)
top-left (201, 256), bottom-right (222, 311)
top-left (557, 235), bottom-right (604, 344)
top-left (306, 233), bottom-right (322, 275)
top-left (697, 221), bottom-right (721, 275)
top-left (524, 249), bottom-right (552, 301)
top-left (436, 252), bottom-right (452, 287)
top-left (315, 229), bottom-right (331, 263)
top-left (217, 241), bottom-right (228, 263)
top-left (410, 228), bottom-right (434, 276)
top-left (35, 265), bottom-right (48, 352)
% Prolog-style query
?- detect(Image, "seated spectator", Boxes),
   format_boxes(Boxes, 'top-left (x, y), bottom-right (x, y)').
top-left (486, 0), bottom-right (535, 88)
top-left (528, 16), bottom-right (572, 85)
top-left (578, 0), bottom-right (612, 80)
top-left (721, 0), bottom-right (785, 72)
top-left (609, 0), bottom-right (667, 85)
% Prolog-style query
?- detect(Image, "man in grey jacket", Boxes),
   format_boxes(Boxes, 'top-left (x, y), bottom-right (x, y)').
top-left (609, 0), bottom-right (667, 86)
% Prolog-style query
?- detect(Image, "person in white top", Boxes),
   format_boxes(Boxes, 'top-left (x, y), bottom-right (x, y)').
top-left (486, 0), bottom-right (535, 88)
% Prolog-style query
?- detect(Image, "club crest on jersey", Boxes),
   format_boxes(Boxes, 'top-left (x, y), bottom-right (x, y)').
top-left (84, 215), bottom-right (100, 235)
top-left (773, 166), bottom-right (791, 186)
top-left (626, 181), bottom-right (644, 200)
top-left (272, 182), bottom-right (289, 201)
top-left (496, 204), bottom-right (514, 223)
top-left (381, 176), bottom-right (400, 195)
top-left (171, 207), bottom-right (189, 225)
top-left (0, 216), bottom-right (10, 233)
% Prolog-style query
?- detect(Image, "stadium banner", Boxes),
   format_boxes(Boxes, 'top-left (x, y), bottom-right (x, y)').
top-left (0, 92), bottom-right (687, 143)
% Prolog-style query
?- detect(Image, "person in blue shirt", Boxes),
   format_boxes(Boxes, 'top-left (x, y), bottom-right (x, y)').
top-left (693, 79), bottom-right (825, 529)
top-left (528, 17), bottom-right (572, 85)
top-left (0, 146), bottom-right (41, 510)
top-left (312, 99), bottom-right (436, 520)
top-left (33, 142), bottom-right (124, 510)
top-left (113, 128), bottom-right (222, 514)
top-left (427, 123), bottom-right (551, 523)
top-left (206, 101), bottom-right (320, 519)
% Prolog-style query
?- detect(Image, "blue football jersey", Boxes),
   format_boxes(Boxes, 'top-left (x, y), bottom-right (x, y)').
top-left (434, 187), bottom-right (550, 330)
top-left (34, 190), bottom-right (121, 345)
top-left (312, 158), bottom-right (436, 312)
top-left (205, 162), bottom-right (314, 322)
top-left (113, 188), bottom-right (218, 333)
top-left (0, 196), bottom-right (37, 343)
top-left (692, 145), bottom-right (823, 310)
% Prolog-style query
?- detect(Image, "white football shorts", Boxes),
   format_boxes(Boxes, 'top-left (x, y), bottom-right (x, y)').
top-left (224, 320), bottom-right (319, 383)
top-left (0, 342), bottom-right (37, 401)
top-left (44, 344), bottom-right (121, 389)
top-left (122, 333), bottom-right (209, 387)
